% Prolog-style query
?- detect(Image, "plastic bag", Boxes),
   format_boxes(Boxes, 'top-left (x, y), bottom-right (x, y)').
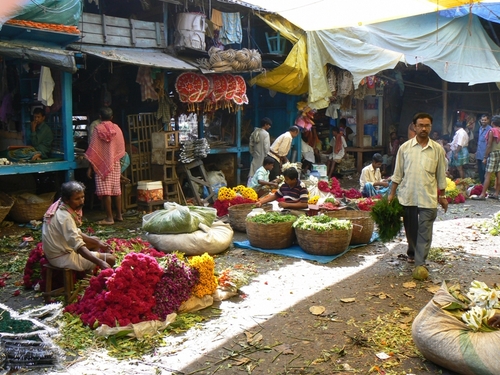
top-left (207, 170), bottom-right (227, 195)
top-left (95, 313), bottom-right (177, 338)
top-left (142, 203), bottom-right (197, 234)
top-left (146, 221), bottom-right (233, 255)
top-left (142, 203), bottom-right (216, 234)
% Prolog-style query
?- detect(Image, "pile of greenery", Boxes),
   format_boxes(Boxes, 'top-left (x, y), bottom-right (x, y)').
top-left (370, 197), bottom-right (404, 242)
top-left (247, 212), bottom-right (296, 224)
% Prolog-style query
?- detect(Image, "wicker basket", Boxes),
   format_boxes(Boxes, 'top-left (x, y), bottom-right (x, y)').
top-left (0, 192), bottom-right (14, 223)
top-left (10, 192), bottom-right (56, 223)
top-left (246, 220), bottom-right (296, 249)
top-left (324, 210), bottom-right (374, 245)
top-left (295, 226), bottom-right (352, 255)
top-left (228, 203), bottom-right (272, 232)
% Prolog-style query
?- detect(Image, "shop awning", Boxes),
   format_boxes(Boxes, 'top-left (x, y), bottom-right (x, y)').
top-left (70, 45), bottom-right (197, 71)
top-left (0, 41), bottom-right (76, 72)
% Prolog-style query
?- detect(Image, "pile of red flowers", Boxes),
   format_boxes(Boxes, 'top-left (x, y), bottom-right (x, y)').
top-left (213, 196), bottom-right (256, 217)
top-left (65, 253), bottom-right (164, 327)
top-left (23, 242), bottom-right (49, 290)
top-left (356, 197), bottom-right (378, 211)
top-left (318, 177), bottom-right (362, 199)
top-left (470, 184), bottom-right (483, 197)
top-left (447, 193), bottom-right (466, 204)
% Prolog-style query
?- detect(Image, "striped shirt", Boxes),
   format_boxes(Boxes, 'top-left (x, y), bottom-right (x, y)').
top-left (392, 137), bottom-right (447, 208)
top-left (276, 179), bottom-right (309, 203)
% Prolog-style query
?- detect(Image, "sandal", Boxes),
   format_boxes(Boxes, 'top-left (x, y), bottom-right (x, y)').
top-left (96, 220), bottom-right (114, 225)
top-left (488, 194), bottom-right (499, 200)
top-left (471, 196), bottom-right (486, 201)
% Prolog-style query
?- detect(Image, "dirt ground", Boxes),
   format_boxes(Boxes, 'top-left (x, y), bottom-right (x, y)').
top-left (1, 177), bottom-right (500, 375)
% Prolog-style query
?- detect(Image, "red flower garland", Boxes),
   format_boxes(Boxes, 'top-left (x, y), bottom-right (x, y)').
top-left (317, 178), bottom-right (363, 199)
top-left (65, 253), bottom-right (164, 328)
top-left (23, 243), bottom-right (48, 290)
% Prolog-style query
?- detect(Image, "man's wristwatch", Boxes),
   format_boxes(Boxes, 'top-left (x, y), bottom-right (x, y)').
top-left (439, 196), bottom-right (446, 199)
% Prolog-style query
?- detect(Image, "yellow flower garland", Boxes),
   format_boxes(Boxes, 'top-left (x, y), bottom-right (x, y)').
top-left (217, 187), bottom-right (236, 201)
top-left (189, 253), bottom-right (218, 298)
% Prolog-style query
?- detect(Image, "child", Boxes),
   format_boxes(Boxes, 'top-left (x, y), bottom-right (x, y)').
top-left (248, 156), bottom-right (279, 197)
top-left (255, 167), bottom-right (309, 209)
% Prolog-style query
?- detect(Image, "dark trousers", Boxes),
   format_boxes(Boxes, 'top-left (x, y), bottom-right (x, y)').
top-left (477, 159), bottom-right (486, 185)
top-left (268, 157), bottom-right (281, 181)
top-left (402, 206), bottom-right (437, 267)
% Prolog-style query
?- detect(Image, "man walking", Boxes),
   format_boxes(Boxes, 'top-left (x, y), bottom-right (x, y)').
top-left (268, 126), bottom-right (300, 181)
top-left (85, 107), bottom-right (126, 225)
top-left (476, 114), bottom-right (492, 185)
top-left (388, 112), bottom-right (448, 281)
top-left (249, 117), bottom-right (272, 179)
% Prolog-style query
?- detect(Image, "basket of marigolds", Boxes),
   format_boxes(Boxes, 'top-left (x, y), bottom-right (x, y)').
top-left (246, 211), bottom-right (297, 249)
top-left (293, 214), bottom-right (352, 255)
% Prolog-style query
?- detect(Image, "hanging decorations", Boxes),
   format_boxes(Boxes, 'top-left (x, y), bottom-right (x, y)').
top-left (175, 72), bottom-right (248, 113)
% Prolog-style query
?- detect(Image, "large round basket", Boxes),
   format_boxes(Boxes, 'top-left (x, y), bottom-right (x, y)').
top-left (324, 210), bottom-right (374, 245)
top-left (295, 226), bottom-right (352, 255)
top-left (10, 192), bottom-right (56, 223)
top-left (0, 192), bottom-right (14, 223)
top-left (228, 203), bottom-right (272, 232)
top-left (246, 220), bottom-right (295, 249)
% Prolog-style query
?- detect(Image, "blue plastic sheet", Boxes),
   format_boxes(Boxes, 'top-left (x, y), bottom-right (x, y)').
top-left (233, 231), bottom-right (379, 264)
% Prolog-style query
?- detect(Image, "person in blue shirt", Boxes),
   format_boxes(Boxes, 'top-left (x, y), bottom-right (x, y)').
top-left (248, 156), bottom-right (279, 197)
top-left (475, 114), bottom-right (492, 184)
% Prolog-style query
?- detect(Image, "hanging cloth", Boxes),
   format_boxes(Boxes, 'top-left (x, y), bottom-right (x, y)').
top-left (37, 66), bottom-right (55, 107)
top-left (220, 12), bottom-right (242, 45)
top-left (136, 66), bottom-right (158, 101)
top-left (211, 9), bottom-right (223, 30)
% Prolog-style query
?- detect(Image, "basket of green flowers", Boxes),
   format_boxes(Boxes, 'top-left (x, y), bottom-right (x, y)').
top-left (293, 215), bottom-right (352, 255)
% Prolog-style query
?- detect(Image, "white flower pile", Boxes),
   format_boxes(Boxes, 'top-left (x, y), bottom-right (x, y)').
top-left (461, 280), bottom-right (500, 331)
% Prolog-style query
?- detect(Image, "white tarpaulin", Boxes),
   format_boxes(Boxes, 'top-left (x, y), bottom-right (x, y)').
top-left (239, 0), bottom-right (487, 31)
top-left (308, 13), bottom-right (500, 109)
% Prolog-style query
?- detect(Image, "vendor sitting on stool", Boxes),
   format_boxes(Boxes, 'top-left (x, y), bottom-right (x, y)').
top-left (42, 181), bottom-right (115, 272)
top-left (255, 167), bottom-right (308, 209)
top-left (248, 156), bottom-right (280, 198)
top-left (360, 153), bottom-right (392, 197)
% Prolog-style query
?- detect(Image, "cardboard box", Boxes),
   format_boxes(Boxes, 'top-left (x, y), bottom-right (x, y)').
top-left (137, 180), bottom-right (163, 202)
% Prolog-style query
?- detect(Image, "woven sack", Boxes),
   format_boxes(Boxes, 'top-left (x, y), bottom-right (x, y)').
top-left (324, 210), bottom-right (374, 245)
top-left (0, 192), bottom-right (14, 223)
top-left (412, 282), bottom-right (500, 375)
top-left (295, 226), bottom-right (352, 255)
top-left (246, 220), bottom-right (295, 249)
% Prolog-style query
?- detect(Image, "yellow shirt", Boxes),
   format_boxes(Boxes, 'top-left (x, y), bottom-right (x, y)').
top-left (392, 137), bottom-right (447, 208)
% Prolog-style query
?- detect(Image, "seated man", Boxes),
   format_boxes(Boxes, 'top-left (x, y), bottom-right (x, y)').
top-left (248, 156), bottom-right (279, 197)
top-left (255, 167), bottom-right (308, 209)
top-left (360, 153), bottom-right (391, 197)
top-left (8, 107), bottom-right (54, 162)
top-left (42, 181), bottom-right (115, 272)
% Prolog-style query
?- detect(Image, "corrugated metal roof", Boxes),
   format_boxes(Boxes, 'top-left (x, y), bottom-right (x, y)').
top-left (0, 41), bottom-right (76, 72)
top-left (216, 0), bottom-right (269, 12)
top-left (69, 45), bottom-right (197, 71)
